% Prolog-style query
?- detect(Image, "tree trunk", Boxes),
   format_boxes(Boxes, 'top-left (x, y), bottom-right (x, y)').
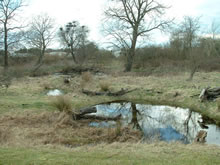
top-left (70, 46), bottom-right (77, 63)
top-left (188, 65), bottom-right (197, 81)
top-left (124, 29), bottom-right (138, 72)
top-left (130, 103), bottom-right (141, 130)
top-left (33, 47), bottom-right (45, 72)
top-left (125, 51), bottom-right (134, 72)
top-left (37, 53), bottom-right (44, 65)
top-left (4, 23), bottom-right (8, 70)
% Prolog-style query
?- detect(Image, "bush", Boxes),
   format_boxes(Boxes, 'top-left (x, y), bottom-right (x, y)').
top-left (99, 81), bottom-right (110, 92)
top-left (81, 71), bottom-right (92, 82)
top-left (51, 95), bottom-right (72, 114)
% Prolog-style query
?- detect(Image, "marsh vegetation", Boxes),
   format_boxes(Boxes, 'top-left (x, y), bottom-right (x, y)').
top-left (0, 0), bottom-right (220, 164)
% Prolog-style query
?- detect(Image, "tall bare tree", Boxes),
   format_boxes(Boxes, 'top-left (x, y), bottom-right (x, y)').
top-left (25, 14), bottom-right (55, 71)
top-left (170, 16), bottom-right (201, 80)
top-left (104, 0), bottom-right (171, 71)
top-left (0, 0), bottom-right (26, 69)
top-left (58, 21), bottom-right (89, 64)
top-left (170, 16), bottom-right (201, 56)
top-left (210, 20), bottom-right (220, 40)
top-left (180, 16), bottom-right (200, 56)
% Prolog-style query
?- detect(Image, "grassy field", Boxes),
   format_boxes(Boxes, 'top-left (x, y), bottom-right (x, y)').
top-left (1, 71), bottom-right (220, 120)
top-left (0, 68), bottom-right (220, 164)
top-left (0, 143), bottom-right (220, 165)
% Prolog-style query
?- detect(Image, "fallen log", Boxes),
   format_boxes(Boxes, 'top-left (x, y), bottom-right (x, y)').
top-left (199, 87), bottom-right (220, 102)
top-left (73, 107), bottom-right (97, 120)
top-left (73, 106), bottom-right (121, 121)
top-left (82, 88), bottom-right (137, 97)
top-left (61, 66), bottom-right (101, 75)
top-left (78, 114), bottom-right (121, 121)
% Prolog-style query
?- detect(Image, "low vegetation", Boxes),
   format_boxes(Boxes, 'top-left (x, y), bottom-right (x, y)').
top-left (0, 53), bottom-right (220, 165)
top-left (0, 0), bottom-right (220, 164)
top-left (99, 80), bottom-right (111, 92)
top-left (0, 143), bottom-right (220, 165)
top-left (51, 95), bottom-right (73, 113)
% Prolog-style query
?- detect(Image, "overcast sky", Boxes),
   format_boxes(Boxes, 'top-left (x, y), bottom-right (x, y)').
top-left (24, 0), bottom-right (220, 47)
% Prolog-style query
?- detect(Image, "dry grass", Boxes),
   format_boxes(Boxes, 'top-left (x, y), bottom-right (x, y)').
top-left (1, 141), bottom-right (220, 165)
top-left (51, 95), bottom-right (73, 113)
top-left (0, 112), bottom-right (141, 148)
top-left (99, 80), bottom-right (111, 92)
top-left (81, 72), bottom-right (92, 82)
top-left (41, 82), bottom-right (53, 90)
top-left (80, 72), bottom-right (93, 89)
top-left (1, 69), bottom-right (220, 164)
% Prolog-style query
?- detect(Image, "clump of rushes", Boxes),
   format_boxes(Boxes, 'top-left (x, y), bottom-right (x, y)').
top-left (81, 72), bottom-right (92, 82)
top-left (99, 81), bottom-right (110, 92)
top-left (52, 95), bottom-right (72, 114)
top-left (80, 71), bottom-right (93, 89)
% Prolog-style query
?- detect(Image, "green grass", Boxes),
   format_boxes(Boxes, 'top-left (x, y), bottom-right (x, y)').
top-left (0, 143), bottom-right (220, 165)
top-left (1, 71), bottom-right (220, 121)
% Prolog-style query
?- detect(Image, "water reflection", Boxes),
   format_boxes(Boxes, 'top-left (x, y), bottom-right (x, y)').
top-left (93, 102), bottom-right (220, 145)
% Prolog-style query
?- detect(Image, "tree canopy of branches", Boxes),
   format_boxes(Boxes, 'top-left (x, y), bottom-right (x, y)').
top-left (25, 14), bottom-right (55, 70)
top-left (0, 0), bottom-right (26, 69)
top-left (104, 0), bottom-right (171, 71)
top-left (58, 21), bottom-right (89, 64)
top-left (170, 16), bottom-right (201, 80)
top-left (210, 20), bottom-right (220, 40)
top-left (170, 16), bottom-right (201, 57)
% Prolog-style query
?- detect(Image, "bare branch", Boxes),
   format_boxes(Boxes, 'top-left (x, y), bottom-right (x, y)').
top-left (58, 21), bottom-right (89, 63)
top-left (103, 0), bottom-right (172, 71)
top-left (24, 14), bottom-right (55, 66)
top-left (0, 0), bottom-right (26, 68)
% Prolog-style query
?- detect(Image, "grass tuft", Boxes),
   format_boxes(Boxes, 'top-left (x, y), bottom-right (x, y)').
top-left (81, 72), bottom-right (92, 82)
top-left (99, 81), bottom-right (110, 92)
top-left (51, 95), bottom-right (72, 113)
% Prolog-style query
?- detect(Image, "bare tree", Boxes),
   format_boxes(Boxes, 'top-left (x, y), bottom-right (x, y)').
top-left (25, 14), bottom-right (55, 71)
top-left (169, 16), bottom-right (201, 80)
top-left (0, 0), bottom-right (26, 69)
top-left (181, 16), bottom-right (200, 80)
top-left (104, 0), bottom-right (171, 72)
top-left (170, 16), bottom-right (200, 57)
top-left (180, 16), bottom-right (200, 56)
top-left (210, 20), bottom-right (220, 40)
top-left (200, 20), bottom-right (220, 57)
top-left (58, 21), bottom-right (89, 64)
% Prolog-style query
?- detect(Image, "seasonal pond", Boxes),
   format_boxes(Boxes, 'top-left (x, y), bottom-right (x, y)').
top-left (89, 102), bottom-right (220, 145)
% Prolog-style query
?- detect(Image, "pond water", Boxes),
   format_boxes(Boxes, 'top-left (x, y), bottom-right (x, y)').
top-left (89, 102), bottom-right (220, 145)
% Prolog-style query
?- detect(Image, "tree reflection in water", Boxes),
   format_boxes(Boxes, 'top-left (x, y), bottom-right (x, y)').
top-left (95, 102), bottom-right (220, 144)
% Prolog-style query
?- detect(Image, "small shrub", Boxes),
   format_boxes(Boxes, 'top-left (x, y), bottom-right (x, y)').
top-left (99, 81), bottom-right (110, 92)
top-left (51, 95), bottom-right (72, 114)
top-left (42, 82), bottom-right (53, 90)
top-left (81, 71), bottom-right (92, 82)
